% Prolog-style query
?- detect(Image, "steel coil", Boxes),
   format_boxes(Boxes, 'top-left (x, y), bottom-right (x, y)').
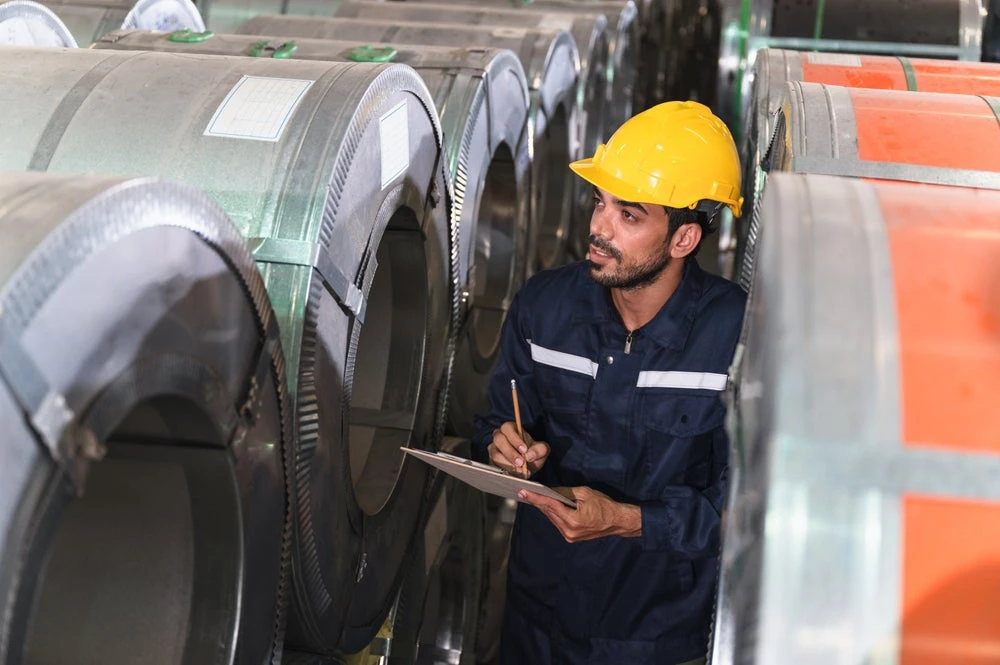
top-left (0, 0), bottom-right (77, 45)
top-left (390, 440), bottom-right (486, 665)
top-left (330, 2), bottom-right (602, 259)
top-left (237, 16), bottom-right (580, 277)
top-left (735, 50), bottom-right (1000, 282)
top-left (628, 0), bottom-right (671, 110)
top-left (518, 0), bottom-right (639, 133)
top-left (96, 29), bottom-right (531, 445)
top-left (735, 79), bottom-right (1000, 291)
top-left (0, 46), bottom-right (453, 655)
top-left (35, 0), bottom-right (202, 44)
top-left (0, 171), bottom-right (291, 665)
top-left (196, 0), bottom-right (287, 35)
top-left (347, 1), bottom-right (607, 159)
top-left (713, 0), bottom-right (985, 138)
top-left (719, 171), bottom-right (1000, 665)
top-left (747, 50), bottom-right (1000, 172)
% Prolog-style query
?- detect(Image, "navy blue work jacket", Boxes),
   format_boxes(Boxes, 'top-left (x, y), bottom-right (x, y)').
top-left (473, 258), bottom-right (746, 664)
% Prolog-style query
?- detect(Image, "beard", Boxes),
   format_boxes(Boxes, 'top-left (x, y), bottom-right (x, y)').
top-left (588, 234), bottom-right (673, 290)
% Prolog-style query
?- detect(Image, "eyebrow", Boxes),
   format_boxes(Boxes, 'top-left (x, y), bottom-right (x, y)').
top-left (593, 187), bottom-right (649, 216)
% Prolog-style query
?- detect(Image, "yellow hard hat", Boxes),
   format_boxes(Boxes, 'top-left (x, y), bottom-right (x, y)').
top-left (569, 101), bottom-right (743, 218)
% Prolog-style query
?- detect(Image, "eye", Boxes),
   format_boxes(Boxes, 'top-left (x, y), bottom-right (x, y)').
top-left (622, 210), bottom-right (636, 222)
top-left (592, 197), bottom-right (603, 208)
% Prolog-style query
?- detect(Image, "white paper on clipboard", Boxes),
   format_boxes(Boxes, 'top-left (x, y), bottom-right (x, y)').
top-left (402, 447), bottom-right (577, 508)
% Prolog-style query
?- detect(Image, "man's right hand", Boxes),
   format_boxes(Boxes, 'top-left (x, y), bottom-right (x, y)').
top-left (488, 422), bottom-right (550, 478)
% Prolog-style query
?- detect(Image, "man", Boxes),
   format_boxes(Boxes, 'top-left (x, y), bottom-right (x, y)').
top-left (472, 101), bottom-right (746, 665)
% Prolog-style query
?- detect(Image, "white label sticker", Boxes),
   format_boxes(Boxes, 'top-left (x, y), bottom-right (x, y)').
top-left (806, 52), bottom-right (862, 68)
top-left (0, 17), bottom-right (60, 46)
top-left (205, 75), bottom-right (314, 142)
top-left (379, 100), bottom-right (409, 189)
top-left (538, 13), bottom-right (574, 32)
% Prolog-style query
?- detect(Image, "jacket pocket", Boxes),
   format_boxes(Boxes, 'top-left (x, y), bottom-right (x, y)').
top-left (536, 365), bottom-right (592, 415)
top-left (627, 392), bottom-right (724, 500)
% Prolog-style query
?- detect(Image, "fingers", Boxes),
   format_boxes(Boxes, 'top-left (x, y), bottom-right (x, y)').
top-left (498, 422), bottom-right (536, 477)
top-left (519, 490), bottom-right (575, 537)
top-left (500, 421), bottom-right (530, 454)
top-left (524, 441), bottom-right (550, 473)
top-left (489, 424), bottom-right (530, 476)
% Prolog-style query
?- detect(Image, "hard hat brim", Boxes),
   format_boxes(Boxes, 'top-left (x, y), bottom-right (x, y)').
top-left (568, 157), bottom-right (654, 208)
top-left (569, 157), bottom-right (744, 218)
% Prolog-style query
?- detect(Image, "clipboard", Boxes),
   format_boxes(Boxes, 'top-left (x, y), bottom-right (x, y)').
top-left (401, 447), bottom-right (577, 509)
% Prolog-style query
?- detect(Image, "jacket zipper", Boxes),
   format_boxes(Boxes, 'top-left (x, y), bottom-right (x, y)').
top-left (624, 329), bottom-right (634, 354)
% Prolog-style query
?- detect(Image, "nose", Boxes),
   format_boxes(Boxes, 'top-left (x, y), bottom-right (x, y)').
top-left (590, 200), bottom-right (613, 241)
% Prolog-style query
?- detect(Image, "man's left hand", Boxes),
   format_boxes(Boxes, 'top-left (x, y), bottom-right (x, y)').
top-left (518, 486), bottom-right (642, 543)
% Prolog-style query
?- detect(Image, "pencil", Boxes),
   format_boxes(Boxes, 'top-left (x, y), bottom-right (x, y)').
top-left (510, 379), bottom-right (526, 476)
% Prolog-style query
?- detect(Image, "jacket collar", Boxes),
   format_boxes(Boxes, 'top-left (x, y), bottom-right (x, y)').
top-left (574, 258), bottom-right (707, 351)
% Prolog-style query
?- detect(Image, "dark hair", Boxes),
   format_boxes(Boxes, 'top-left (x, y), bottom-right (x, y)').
top-left (664, 204), bottom-right (714, 256)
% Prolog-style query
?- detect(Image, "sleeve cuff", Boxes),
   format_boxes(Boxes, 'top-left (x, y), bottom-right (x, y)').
top-left (639, 503), bottom-right (673, 552)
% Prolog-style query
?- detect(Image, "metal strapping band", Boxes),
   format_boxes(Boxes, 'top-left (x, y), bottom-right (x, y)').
top-left (896, 56), bottom-right (918, 91)
top-left (249, 237), bottom-right (367, 323)
top-left (792, 156), bottom-right (1000, 190)
top-left (779, 438), bottom-right (1000, 501)
top-left (0, 315), bottom-right (73, 460)
top-left (29, 54), bottom-right (130, 172)
top-left (752, 36), bottom-right (963, 59)
top-left (978, 95), bottom-right (1000, 129)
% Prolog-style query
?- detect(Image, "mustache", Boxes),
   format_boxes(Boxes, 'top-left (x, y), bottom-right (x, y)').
top-left (588, 235), bottom-right (622, 261)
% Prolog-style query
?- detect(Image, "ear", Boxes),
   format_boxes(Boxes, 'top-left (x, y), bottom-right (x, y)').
top-left (670, 223), bottom-right (702, 259)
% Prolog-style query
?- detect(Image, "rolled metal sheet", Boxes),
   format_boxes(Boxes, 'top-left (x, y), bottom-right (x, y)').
top-left (713, 0), bottom-right (985, 138)
top-left (347, 1), bottom-right (607, 157)
top-left (0, 171), bottom-right (291, 665)
top-left (390, 439), bottom-right (486, 665)
top-left (623, 0), bottom-right (670, 110)
top-left (749, 48), bottom-right (1000, 159)
top-left (735, 80), bottom-right (1000, 291)
top-left (0, 0), bottom-right (77, 45)
top-left (237, 15), bottom-right (580, 276)
top-left (734, 50), bottom-right (1000, 281)
top-left (0, 45), bottom-right (453, 655)
top-left (520, 0), bottom-right (639, 133)
top-left (719, 171), bottom-right (1000, 665)
top-left (96, 28), bottom-right (531, 444)
top-left (332, 2), bottom-right (602, 255)
top-left (196, 0), bottom-right (284, 35)
top-left (36, 0), bottom-right (202, 44)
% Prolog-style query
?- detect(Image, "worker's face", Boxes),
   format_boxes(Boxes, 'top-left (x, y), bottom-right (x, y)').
top-left (588, 187), bottom-right (682, 290)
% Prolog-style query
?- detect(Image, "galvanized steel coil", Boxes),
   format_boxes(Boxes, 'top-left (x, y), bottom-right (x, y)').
top-left (0, 0), bottom-right (77, 45)
top-left (627, 0), bottom-right (671, 110)
top-left (520, 0), bottom-right (639, 133)
top-left (390, 439), bottom-right (486, 665)
top-left (95, 28), bottom-right (532, 444)
top-left (713, 0), bottom-right (986, 139)
top-left (347, 1), bottom-right (607, 161)
top-left (0, 172), bottom-right (291, 665)
top-left (0, 46), bottom-right (454, 655)
top-left (36, 0), bottom-right (202, 44)
top-left (735, 79), bottom-right (1000, 291)
top-left (237, 15), bottom-right (580, 276)
top-left (719, 171), bottom-right (1000, 665)
top-left (330, 2), bottom-right (602, 259)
